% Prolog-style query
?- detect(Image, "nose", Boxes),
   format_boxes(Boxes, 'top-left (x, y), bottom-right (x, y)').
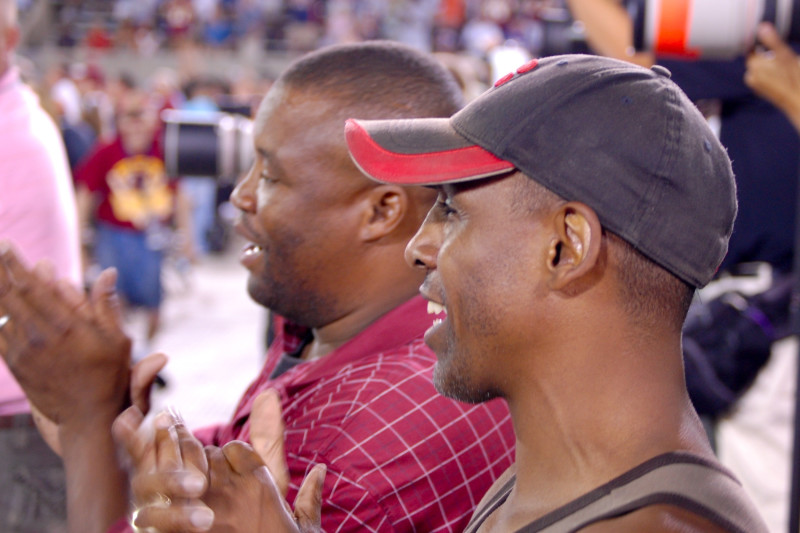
top-left (230, 165), bottom-right (257, 213)
top-left (405, 213), bottom-right (439, 270)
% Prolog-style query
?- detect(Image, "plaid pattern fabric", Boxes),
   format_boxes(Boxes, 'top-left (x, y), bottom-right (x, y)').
top-left (203, 296), bottom-right (515, 532)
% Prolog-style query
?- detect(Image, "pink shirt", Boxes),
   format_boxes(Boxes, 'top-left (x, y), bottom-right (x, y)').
top-left (0, 67), bottom-right (81, 415)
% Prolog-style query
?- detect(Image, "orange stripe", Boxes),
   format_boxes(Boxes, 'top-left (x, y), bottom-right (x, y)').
top-left (654, 0), bottom-right (697, 56)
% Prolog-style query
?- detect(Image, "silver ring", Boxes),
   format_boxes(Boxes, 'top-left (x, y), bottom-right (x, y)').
top-left (0, 315), bottom-right (9, 330)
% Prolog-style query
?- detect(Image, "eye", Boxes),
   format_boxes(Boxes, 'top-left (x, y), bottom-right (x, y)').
top-left (435, 197), bottom-right (457, 219)
top-left (260, 168), bottom-right (277, 183)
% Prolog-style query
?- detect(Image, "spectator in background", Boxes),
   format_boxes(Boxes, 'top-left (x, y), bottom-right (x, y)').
top-left (179, 75), bottom-right (225, 256)
top-left (75, 88), bottom-right (192, 358)
top-left (381, 0), bottom-right (440, 52)
top-left (745, 22), bottom-right (800, 132)
top-left (0, 0), bottom-right (79, 529)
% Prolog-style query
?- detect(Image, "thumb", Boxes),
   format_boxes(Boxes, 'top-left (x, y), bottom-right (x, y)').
top-left (90, 267), bottom-right (124, 331)
top-left (131, 352), bottom-right (169, 415)
top-left (250, 389), bottom-right (289, 497)
top-left (294, 464), bottom-right (326, 533)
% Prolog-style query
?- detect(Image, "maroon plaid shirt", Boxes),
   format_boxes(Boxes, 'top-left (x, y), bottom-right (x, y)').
top-left (198, 296), bottom-right (515, 532)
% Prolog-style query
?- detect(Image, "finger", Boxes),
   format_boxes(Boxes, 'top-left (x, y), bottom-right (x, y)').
top-left (112, 406), bottom-right (150, 467)
top-left (131, 467), bottom-right (208, 503)
top-left (221, 440), bottom-right (263, 475)
top-left (175, 423), bottom-right (208, 483)
top-left (155, 410), bottom-right (183, 472)
top-left (757, 22), bottom-right (794, 58)
top-left (134, 502), bottom-right (215, 532)
top-left (0, 256), bottom-right (52, 351)
top-left (294, 464), bottom-right (326, 533)
top-left (130, 352), bottom-right (169, 415)
top-left (54, 278), bottom-right (90, 318)
top-left (250, 389), bottom-right (289, 496)
top-left (89, 268), bottom-right (124, 331)
top-left (205, 444), bottom-right (231, 493)
top-left (31, 260), bottom-right (57, 286)
top-left (1, 247), bottom-right (71, 328)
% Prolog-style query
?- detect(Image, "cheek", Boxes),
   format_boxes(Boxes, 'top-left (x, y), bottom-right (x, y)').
top-left (442, 236), bottom-right (532, 342)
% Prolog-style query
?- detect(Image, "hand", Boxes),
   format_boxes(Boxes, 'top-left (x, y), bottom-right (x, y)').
top-left (114, 406), bottom-right (213, 531)
top-left (250, 389), bottom-right (290, 497)
top-left (745, 22), bottom-right (800, 130)
top-left (28, 348), bottom-right (166, 458)
top-left (0, 244), bottom-right (132, 426)
top-left (117, 408), bottom-right (326, 532)
top-left (202, 441), bottom-right (325, 533)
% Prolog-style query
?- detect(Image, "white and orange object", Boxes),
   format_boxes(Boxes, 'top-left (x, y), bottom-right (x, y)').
top-left (632, 0), bottom-right (794, 58)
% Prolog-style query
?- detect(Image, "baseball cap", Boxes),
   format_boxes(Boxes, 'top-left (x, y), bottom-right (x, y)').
top-left (345, 54), bottom-right (736, 288)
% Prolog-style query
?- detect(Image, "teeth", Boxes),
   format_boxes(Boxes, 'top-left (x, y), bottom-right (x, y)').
top-left (427, 301), bottom-right (446, 315)
top-left (244, 245), bottom-right (263, 255)
top-left (433, 318), bottom-right (443, 326)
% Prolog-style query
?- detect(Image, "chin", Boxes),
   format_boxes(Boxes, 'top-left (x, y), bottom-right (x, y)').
top-left (246, 277), bottom-right (273, 309)
top-left (432, 362), bottom-right (498, 405)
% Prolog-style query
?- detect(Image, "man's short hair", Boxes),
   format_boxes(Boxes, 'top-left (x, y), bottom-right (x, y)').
top-left (513, 175), bottom-right (694, 329)
top-left (279, 41), bottom-right (464, 120)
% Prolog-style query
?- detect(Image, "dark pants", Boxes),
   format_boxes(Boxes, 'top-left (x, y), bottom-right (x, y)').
top-left (0, 414), bottom-right (67, 533)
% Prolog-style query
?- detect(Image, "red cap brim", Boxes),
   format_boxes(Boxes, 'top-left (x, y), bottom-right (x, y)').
top-left (345, 118), bottom-right (515, 186)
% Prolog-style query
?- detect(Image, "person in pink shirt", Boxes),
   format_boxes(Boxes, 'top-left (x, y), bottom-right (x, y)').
top-left (0, 0), bottom-right (81, 530)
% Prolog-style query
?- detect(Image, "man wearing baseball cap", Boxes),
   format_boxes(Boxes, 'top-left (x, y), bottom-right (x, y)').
top-left (121, 54), bottom-right (771, 532)
top-left (345, 54), bottom-right (768, 532)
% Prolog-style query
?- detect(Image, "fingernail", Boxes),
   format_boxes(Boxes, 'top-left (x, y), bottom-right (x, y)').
top-left (189, 507), bottom-right (214, 530)
top-left (181, 473), bottom-right (205, 494)
top-left (167, 405), bottom-right (185, 425)
top-left (154, 410), bottom-right (172, 430)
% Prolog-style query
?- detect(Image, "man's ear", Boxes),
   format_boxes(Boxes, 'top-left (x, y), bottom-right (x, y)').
top-left (546, 202), bottom-right (603, 290)
top-left (358, 185), bottom-right (408, 242)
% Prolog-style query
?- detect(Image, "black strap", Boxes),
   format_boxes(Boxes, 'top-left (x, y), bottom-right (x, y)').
top-left (465, 452), bottom-right (768, 533)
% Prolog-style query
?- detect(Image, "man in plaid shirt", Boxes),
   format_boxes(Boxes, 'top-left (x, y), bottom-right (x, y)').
top-left (0, 42), bottom-right (514, 532)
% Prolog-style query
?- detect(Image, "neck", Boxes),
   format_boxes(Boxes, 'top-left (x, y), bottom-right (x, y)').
top-left (499, 318), bottom-right (712, 526)
top-left (302, 276), bottom-right (422, 361)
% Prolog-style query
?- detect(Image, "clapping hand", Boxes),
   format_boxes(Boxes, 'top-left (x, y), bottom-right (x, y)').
top-left (113, 393), bottom-right (325, 532)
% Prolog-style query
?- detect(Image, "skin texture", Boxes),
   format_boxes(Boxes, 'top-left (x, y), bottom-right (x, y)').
top-left (230, 82), bottom-right (432, 359)
top-left (405, 173), bottom-right (719, 532)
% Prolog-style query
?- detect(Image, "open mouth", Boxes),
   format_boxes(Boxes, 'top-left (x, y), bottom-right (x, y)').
top-left (427, 300), bottom-right (447, 326)
top-left (243, 243), bottom-right (263, 256)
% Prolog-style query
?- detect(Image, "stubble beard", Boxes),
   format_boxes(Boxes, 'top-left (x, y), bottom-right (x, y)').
top-left (431, 331), bottom-right (499, 405)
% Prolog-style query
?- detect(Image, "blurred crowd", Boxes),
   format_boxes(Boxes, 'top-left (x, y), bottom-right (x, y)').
top-left (42, 0), bottom-right (581, 58)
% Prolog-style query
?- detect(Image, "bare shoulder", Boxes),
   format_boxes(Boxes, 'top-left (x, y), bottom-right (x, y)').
top-left (580, 504), bottom-right (730, 532)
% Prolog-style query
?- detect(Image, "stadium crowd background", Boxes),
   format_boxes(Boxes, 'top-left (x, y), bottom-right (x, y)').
top-left (16, 0), bottom-right (583, 116)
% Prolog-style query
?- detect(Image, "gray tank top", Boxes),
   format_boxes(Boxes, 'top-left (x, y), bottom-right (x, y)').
top-left (463, 451), bottom-right (768, 533)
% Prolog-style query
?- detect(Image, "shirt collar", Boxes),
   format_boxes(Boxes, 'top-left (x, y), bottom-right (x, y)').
top-left (277, 295), bottom-right (433, 386)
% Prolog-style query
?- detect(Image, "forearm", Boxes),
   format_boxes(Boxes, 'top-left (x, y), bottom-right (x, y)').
top-left (566, 0), bottom-right (654, 65)
top-left (59, 416), bottom-right (130, 533)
